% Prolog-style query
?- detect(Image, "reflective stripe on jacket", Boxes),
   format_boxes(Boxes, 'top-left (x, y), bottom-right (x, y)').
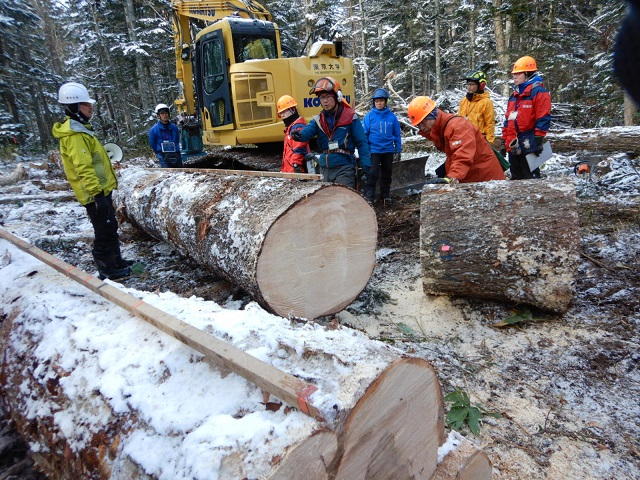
top-left (457, 91), bottom-right (496, 144)
top-left (423, 111), bottom-right (505, 183)
top-left (502, 76), bottom-right (552, 151)
top-left (52, 118), bottom-right (118, 205)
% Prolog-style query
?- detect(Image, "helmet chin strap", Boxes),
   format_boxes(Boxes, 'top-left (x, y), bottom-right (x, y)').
top-left (64, 104), bottom-right (90, 124)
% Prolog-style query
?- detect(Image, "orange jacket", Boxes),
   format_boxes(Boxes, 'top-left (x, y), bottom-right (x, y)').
top-left (422, 111), bottom-right (505, 183)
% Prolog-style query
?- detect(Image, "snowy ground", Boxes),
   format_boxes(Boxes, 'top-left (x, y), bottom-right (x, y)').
top-left (0, 148), bottom-right (639, 479)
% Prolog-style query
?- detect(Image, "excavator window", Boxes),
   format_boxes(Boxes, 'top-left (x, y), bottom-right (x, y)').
top-left (202, 40), bottom-right (225, 94)
top-left (234, 35), bottom-right (277, 62)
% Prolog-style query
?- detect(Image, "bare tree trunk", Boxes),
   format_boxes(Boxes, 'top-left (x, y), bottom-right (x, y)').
top-left (358, 0), bottom-right (369, 93)
top-left (624, 91), bottom-right (637, 126)
top-left (434, 0), bottom-right (442, 92)
top-left (123, 0), bottom-right (152, 113)
top-left (492, 0), bottom-right (510, 96)
top-left (420, 179), bottom-right (579, 313)
top-left (87, 1), bottom-right (134, 136)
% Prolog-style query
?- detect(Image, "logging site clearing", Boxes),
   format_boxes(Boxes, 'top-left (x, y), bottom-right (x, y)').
top-left (0, 142), bottom-right (639, 479)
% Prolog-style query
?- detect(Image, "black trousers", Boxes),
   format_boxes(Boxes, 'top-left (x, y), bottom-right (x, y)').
top-left (509, 152), bottom-right (540, 180)
top-left (364, 152), bottom-right (394, 201)
top-left (84, 192), bottom-right (120, 263)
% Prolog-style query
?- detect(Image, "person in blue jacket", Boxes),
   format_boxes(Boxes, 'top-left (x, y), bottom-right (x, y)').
top-left (149, 103), bottom-right (183, 168)
top-left (291, 77), bottom-right (370, 189)
top-left (362, 88), bottom-right (402, 203)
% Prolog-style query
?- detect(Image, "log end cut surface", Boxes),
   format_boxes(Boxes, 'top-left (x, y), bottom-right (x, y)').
top-left (257, 186), bottom-right (377, 319)
top-left (334, 358), bottom-right (445, 480)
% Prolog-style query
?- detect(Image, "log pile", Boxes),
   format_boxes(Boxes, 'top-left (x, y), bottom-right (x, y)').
top-left (420, 178), bottom-right (579, 313)
top-left (0, 235), bottom-right (492, 479)
top-left (114, 168), bottom-right (378, 320)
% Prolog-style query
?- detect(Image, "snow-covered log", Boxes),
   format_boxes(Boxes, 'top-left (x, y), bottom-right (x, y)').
top-left (547, 127), bottom-right (640, 156)
top-left (420, 179), bottom-right (579, 313)
top-left (0, 239), bottom-right (491, 479)
top-left (114, 168), bottom-right (377, 320)
top-left (0, 164), bottom-right (27, 186)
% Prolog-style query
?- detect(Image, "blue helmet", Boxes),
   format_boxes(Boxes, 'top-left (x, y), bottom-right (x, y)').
top-left (372, 88), bottom-right (390, 107)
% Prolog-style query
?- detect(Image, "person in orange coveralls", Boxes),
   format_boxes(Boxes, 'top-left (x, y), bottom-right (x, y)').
top-left (407, 96), bottom-right (505, 184)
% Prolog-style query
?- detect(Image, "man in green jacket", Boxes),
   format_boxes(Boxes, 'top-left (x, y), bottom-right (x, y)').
top-left (52, 82), bottom-right (132, 280)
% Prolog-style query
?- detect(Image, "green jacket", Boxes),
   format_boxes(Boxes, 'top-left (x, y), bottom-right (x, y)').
top-left (52, 117), bottom-right (117, 205)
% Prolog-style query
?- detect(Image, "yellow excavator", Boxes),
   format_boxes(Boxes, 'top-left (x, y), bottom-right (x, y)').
top-left (170, 0), bottom-right (355, 152)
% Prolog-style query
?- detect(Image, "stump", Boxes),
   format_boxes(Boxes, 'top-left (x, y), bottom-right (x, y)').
top-left (420, 179), bottom-right (579, 313)
top-left (114, 168), bottom-right (378, 320)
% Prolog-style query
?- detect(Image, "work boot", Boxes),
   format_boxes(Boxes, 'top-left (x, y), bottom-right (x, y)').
top-left (94, 255), bottom-right (131, 281)
top-left (114, 245), bottom-right (134, 269)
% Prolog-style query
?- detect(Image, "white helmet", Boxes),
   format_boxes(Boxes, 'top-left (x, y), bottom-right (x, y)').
top-left (58, 82), bottom-right (95, 104)
top-left (155, 103), bottom-right (170, 114)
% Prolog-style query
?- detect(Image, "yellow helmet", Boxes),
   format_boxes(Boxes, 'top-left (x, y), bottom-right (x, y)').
top-left (408, 96), bottom-right (436, 126)
top-left (277, 95), bottom-right (297, 114)
top-left (511, 56), bottom-right (537, 74)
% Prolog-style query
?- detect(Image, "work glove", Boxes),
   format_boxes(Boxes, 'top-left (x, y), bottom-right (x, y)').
top-left (534, 136), bottom-right (545, 155)
top-left (94, 192), bottom-right (110, 218)
top-left (426, 177), bottom-right (452, 185)
top-left (393, 152), bottom-right (401, 163)
top-left (293, 163), bottom-right (302, 173)
top-left (304, 153), bottom-right (316, 164)
top-left (290, 129), bottom-right (303, 142)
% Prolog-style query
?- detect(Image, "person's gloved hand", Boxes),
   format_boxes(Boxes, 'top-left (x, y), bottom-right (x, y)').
top-left (534, 136), bottom-right (545, 155)
top-left (426, 177), bottom-right (452, 185)
top-left (290, 130), bottom-right (303, 142)
top-left (293, 163), bottom-right (302, 173)
top-left (94, 192), bottom-right (110, 218)
top-left (393, 152), bottom-right (401, 163)
top-left (304, 153), bottom-right (316, 163)
top-left (360, 165), bottom-right (370, 183)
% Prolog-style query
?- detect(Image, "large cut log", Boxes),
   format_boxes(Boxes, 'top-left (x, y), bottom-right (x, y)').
top-left (420, 178), bottom-right (579, 313)
top-left (547, 126), bottom-right (640, 156)
top-left (0, 239), bottom-right (491, 479)
top-left (114, 168), bottom-right (377, 320)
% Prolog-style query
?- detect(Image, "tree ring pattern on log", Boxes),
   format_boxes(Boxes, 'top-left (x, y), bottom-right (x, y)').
top-left (114, 169), bottom-right (377, 319)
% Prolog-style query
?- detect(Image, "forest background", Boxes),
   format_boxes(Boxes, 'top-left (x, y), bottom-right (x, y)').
top-left (0, 0), bottom-right (635, 157)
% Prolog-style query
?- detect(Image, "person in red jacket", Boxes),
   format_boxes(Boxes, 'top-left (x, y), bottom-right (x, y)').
top-left (407, 96), bottom-right (505, 184)
top-left (502, 55), bottom-right (552, 180)
top-left (277, 95), bottom-right (309, 173)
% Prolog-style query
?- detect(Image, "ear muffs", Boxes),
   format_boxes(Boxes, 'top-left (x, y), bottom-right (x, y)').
top-left (479, 81), bottom-right (486, 90)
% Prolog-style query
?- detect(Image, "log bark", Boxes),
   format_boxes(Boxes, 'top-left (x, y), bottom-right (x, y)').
top-left (114, 168), bottom-right (377, 320)
top-left (420, 179), bottom-right (579, 313)
top-left (540, 127), bottom-right (640, 156)
top-left (0, 239), bottom-right (491, 479)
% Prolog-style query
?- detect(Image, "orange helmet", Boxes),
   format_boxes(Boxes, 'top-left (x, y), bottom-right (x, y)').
top-left (408, 96), bottom-right (437, 126)
top-left (511, 55), bottom-right (537, 74)
top-left (277, 95), bottom-right (297, 114)
top-left (310, 76), bottom-right (341, 96)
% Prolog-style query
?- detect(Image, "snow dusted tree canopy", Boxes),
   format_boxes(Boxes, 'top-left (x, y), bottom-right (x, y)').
top-left (0, 0), bottom-right (632, 154)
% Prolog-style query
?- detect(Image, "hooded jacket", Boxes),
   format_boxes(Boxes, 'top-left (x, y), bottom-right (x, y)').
top-left (297, 103), bottom-right (370, 169)
top-left (362, 106), bottom-right (402, 154)
top-left (502, 75), bottom-right (551, 152)
top-left (52, 118), bottom-right (118, 205)
top-left (422, 111), bottom-right (505, 183)
top-left (457, 91), bottom-right (496, 144)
